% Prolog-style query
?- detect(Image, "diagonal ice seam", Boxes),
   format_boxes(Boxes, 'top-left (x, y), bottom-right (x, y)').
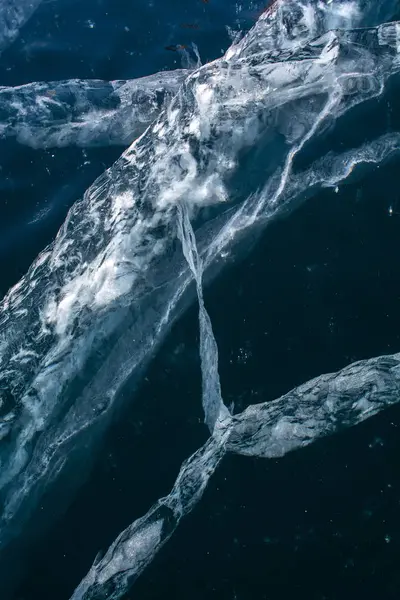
top-left (70, 352), bottom-right (400, 600)
top-left (1, 0), bottom-right (400, 595)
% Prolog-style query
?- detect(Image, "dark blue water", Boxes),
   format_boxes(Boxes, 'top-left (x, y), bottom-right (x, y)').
top-left (2, 2), bottom-right (400, 600)
top-left (0, 0), bottom-right (258, 85)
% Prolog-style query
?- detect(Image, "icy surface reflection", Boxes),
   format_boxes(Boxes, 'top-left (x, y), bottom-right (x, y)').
top-left (0, 70), bottom-right (190, 148)
top-left (0, 0), bottom-right (400, 597)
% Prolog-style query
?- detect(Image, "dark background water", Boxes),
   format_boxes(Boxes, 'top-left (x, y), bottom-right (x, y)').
top-left (2, 2), bottom-right (400, 600)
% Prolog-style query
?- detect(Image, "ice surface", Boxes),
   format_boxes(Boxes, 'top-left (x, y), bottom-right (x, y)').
top-left (0, 71), bottom-right (189, 148)
top-left (1, 3), bottom-right (399, 541)
top-left (1, 0), bottom-right (400, 593)
top-left (228, 353), bottom-right (400, 457)
top-left (229, 0), bottom-right (399, 61)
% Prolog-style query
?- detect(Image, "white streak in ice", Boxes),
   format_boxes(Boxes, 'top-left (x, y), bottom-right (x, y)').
top-left (0, 0), bottom-right (43, 53)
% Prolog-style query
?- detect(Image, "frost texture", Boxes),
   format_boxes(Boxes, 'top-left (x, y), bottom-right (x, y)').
top-left (0, 0), bottom-right (400, 594)
top-left (0, 71), bottom-right (190, 148)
